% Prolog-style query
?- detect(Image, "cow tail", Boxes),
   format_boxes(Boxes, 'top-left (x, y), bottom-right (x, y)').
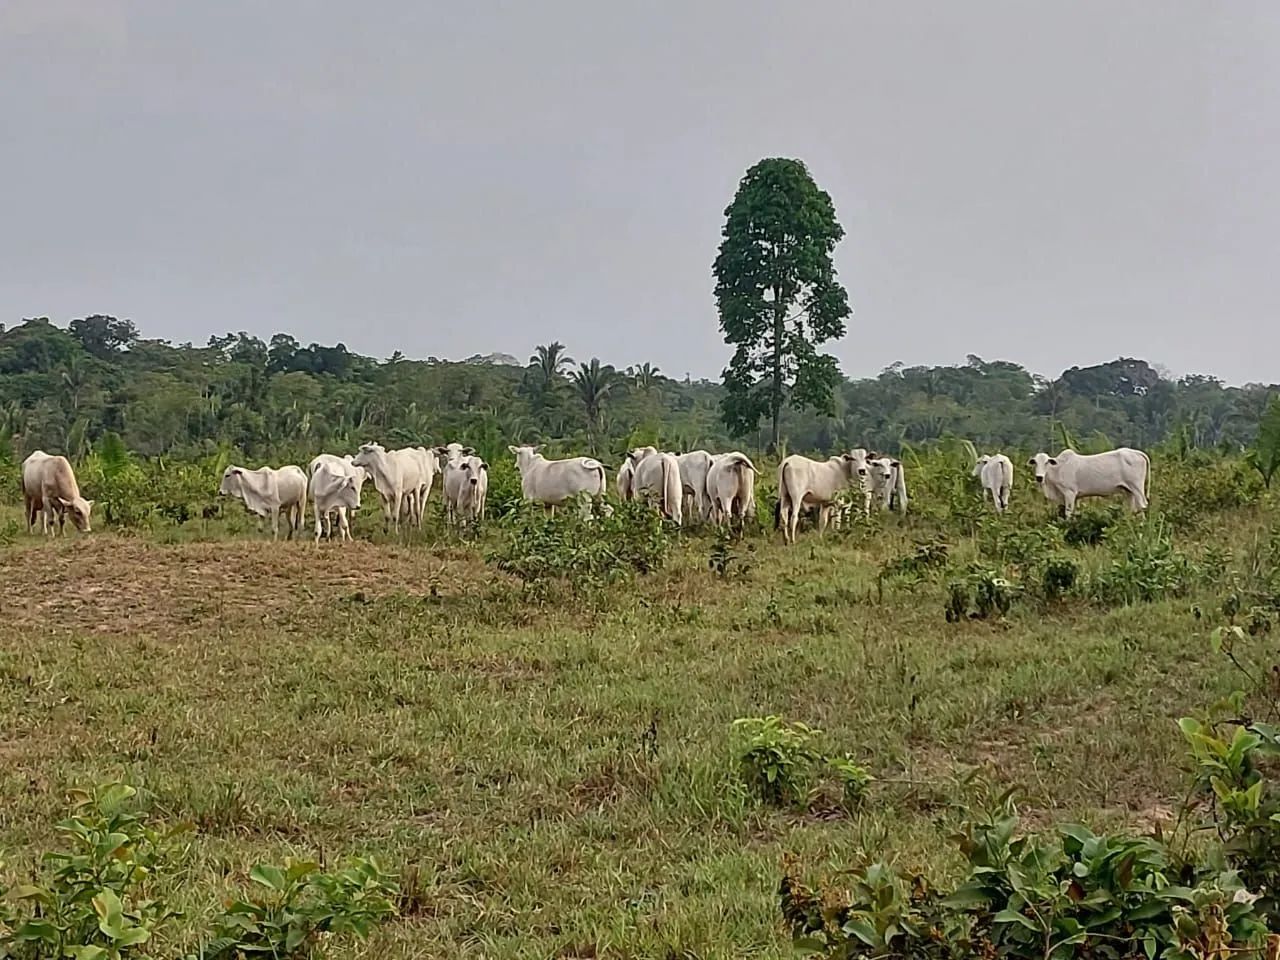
top-left (1143, 450), bottom-right (1152, 501)
top-left (660, 456), bottom-right (673, 518)
top-left (595, 464), bottom-right (606, 498)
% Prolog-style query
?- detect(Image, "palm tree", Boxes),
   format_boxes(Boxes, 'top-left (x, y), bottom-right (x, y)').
top-left (529, 341), bottom-right (574, 387)
top-left (632, 362), bottom-right (661, 393)
top-left (571, 358), bottom-right (618, 448)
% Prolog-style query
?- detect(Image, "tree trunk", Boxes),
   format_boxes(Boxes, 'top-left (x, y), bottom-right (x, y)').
top-left (771, 289), bottom-right (784, 450)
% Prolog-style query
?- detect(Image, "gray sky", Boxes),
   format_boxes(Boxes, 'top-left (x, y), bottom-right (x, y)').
top-left (2, 1), bottom-right (1277, 384)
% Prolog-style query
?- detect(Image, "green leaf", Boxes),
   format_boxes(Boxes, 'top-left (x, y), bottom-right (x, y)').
top-left (840, 918), bottom-right (878, 946)
top-left (941, 884), bottom-right (991, 907)
top-left (993, 907), bottom-right (1040, 931)
top-left (93, 888), bottom-right (125, 938)
top-left (66, 948), bottom-right (109, 960)
top-left (250, 864), bottom-right (287, 891)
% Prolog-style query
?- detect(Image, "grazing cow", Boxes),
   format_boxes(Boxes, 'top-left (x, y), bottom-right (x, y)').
top-left (218, 464), bottom-right (308, 540)
top-left (442, 455), bottom-right (488, 525)
top-left (615, 458), bottom-right (635, 501)
top-left (974, 454), bottom-right (1014, 513)
top-left (629, 447), bottom-right (683, 525)
top-left (22, 451), bottom-right (93, 535)
top-left (675, 450), bottom-right (714, 523)
top-left (706, 452), bottom-right (757, 526)
top-left (866, 456), bottom-right (908, 513)
top-left (309, 460), bottom-right (360, 543)
top-left (776, 450), bottom-right (869, 544)
top-left (1028, 447), bottom-right (1150, 517)
top-left (352, 443), bottom-right (423, 533)
top-left (508, 445), bottom-right (607, 514)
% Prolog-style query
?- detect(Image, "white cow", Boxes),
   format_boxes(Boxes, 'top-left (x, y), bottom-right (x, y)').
top-left (615, 458), bottom-right (635, 501)
top-left (508, 445), bottom-right (607, 514)
top-left (1029, 448), bottom-right (1150, 517)
top-left (218, 464), bottom-right (308, 540)
top-left (706, 452), bottom-right (757, 526)
top-left (442, 455), bottom-right (488, 525)
top-left (674, 450), bottom-right (714, 523)
top-left (22, 451), bottom-right (93, 535)
top-left (309, 454), bottom-right (369, 503)
top-left (352, 443), bottom-right (423, 533)
top-left (404, 446), bottom-right (440, 522)
top-left (309, 460), bottom-right (361, 543)
top-left (974, 454), bottom-right (1014, 513)
top-left (434, 442), bottom-right (474, 465)
top-left (776, 450), bottom-right (869, 544)
top-left (866, 456), bottom-right (908, 513)
top-left (629, 447), bottom-right (683, 525)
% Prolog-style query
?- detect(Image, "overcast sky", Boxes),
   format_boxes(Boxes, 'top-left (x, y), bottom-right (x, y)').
top-left (2, 2), bottom-right (1277, 384)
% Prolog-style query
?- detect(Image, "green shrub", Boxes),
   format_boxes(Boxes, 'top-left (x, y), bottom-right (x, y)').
top-left (732, 717), bottom-right (823, 806)
top-left (1039, 555), bottom-right (1078, 601)
top-left (946, 568), bottom-right (1018, 621)
top-left (1060, 504), bottom-right (1123, 547)
top-left (1090, 519), bottom-right (1196, 605)
top-left (879, 538), bottom-right (948, 581)
top-left (489, 498), bottom-right (672, 600)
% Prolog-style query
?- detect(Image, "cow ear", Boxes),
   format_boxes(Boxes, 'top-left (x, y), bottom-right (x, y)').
top-left (232, 467), bottom-right (243, 476)
top-left (1047, 458), bottom-right (1058, 466)
top-left (891, 460), bottom-right (901, 468)
top-left (841, 453), bottom-right (853, 461)
top-left (1026, 458), bottom-right (1036, 467)
top-left (463, 446), bottom-right (476, 455)
top-left (507, 445), bottom-right (519, 454)
top-left (56, 496), bottom-right (72, 508)
top-left (480, 461), bottom-right (488, 471)
top-left (84, 499), bottom-right (95, 508)
top-left (435, 446), bottom-right (448, 456)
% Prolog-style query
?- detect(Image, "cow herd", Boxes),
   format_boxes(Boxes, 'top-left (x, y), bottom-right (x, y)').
top-left (17, 442), bottom-right (1155, 544)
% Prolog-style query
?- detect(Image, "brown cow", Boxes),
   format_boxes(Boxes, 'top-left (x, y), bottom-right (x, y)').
top-left (22, 451), bottom-right (93, 535)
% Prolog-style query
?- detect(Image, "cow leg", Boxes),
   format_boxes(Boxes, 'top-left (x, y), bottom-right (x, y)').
top-left (338, 507), bottom-right (351, 541)
top-left (1062, 492), bottom-right (1077, 519)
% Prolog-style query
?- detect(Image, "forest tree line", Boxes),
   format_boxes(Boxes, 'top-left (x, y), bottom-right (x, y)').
top-left (0, 315), bottom-right (1274, 467)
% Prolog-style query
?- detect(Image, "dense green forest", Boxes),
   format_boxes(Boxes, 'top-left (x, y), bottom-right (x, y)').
top-left (0, 315), bottom-right (1274, 465)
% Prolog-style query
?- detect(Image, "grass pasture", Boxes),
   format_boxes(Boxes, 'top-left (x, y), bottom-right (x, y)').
top-left (0, 480), bottom-right (1276, 958)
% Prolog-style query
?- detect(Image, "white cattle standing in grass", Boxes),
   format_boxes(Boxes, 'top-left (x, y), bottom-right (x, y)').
top-left (705, 452), bottom-right (757, 526)
top-left (309, 454), bottom-right (369, 503)
top-left (508, 445), bottom-right (607, 514)
top-left (218, 464), bottom-right (308, 540)
top-left (865, 456), bottom-right (909, 513)
top-left (308, 460), bottom-right (360, 543)
top-left (407, 446), bottom-right (440, 518)
top-left (22, 451), bottom-right (93, 535)
top-left (442, 455), bottom-right (488, 525)
top-left (776, 450), bottom-right (869, 544)
top-left (628, 446), bottom-right (683, 525)
top-left (974, 454), bottom-right (1014, 513)
top-left (351, 443), bottom-right (423, 533)
top-left (1028, 447), bottom-right (1150, 517)
top-left (674, 450), bottom-right (714, 522)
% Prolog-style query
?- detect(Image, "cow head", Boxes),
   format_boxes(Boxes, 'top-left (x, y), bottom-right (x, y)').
top-left (868, 457), bottom-right (894, 486)
top-left (1027, 452), bottom-right (1056, 484)
top-left (59, 496), bottom-right (94, 532)
top-left (508, 445), bottom-right (539, 471)
top-left (628, 445), bottom-right (658, 465)
top-left (972, 455), bottom-right (990, 478)
top-left (218, 466), bottom-right (244, 497)
top-left (841, 448), bottom-right (869, 479)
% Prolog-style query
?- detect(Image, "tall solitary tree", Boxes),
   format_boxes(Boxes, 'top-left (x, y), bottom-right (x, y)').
top-left (571, 358), bottom-right (618, 449)
top-left (713, 158), bottom-right (851, 448)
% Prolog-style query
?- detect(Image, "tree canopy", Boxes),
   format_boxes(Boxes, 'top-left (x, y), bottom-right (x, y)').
top-left (0, 317), bottom-right (1274, 468)
top-left (714, 158), bottom-right (851, 448)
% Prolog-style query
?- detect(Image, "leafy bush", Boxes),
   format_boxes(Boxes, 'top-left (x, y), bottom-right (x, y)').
top-left (1060, 505), bottom-right (1123, 547)
top-left (0, 782), bottom-right (182, 959)
top-left (826, 756), bottom-right (874, 810)
top-left (945, 569), bottom-right (1018, 621)
top-left (879, 538), bottom-right (948, 581)
top-left (1090, 519), bottom-right (1196, 605)
top-left (1039, 556), bottom-right (1078, 602)
top-left (489, 498), bottom-right (672, 600)
top-left (732, 716), bottom-right (823, 806)
top-left (196, 858), bottom-right (397, 959)
top-left (0, 783), bottom-right (398, 960)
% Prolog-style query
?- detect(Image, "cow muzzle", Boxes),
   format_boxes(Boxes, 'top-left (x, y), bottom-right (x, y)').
top-left (1035, 476), bottom-right (1044, 484)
